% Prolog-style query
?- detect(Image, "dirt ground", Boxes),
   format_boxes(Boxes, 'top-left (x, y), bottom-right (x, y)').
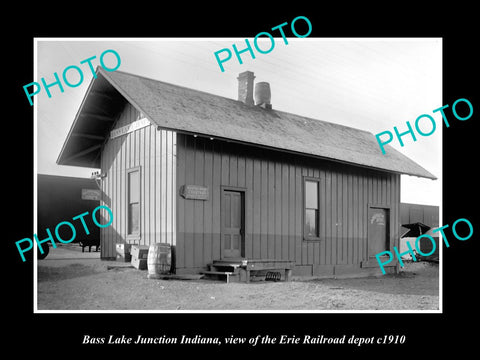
top-left (36, 244), bottom-right (439, 311)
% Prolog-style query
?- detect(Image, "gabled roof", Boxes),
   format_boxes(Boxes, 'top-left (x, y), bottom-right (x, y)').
top-left (57, 68), bottom-right (436, 180)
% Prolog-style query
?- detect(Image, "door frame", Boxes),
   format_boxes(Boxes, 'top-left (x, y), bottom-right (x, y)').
top-left (220, 186), bottom-right (247, 259)
top-left (366, 203), bottom-right (392, 258)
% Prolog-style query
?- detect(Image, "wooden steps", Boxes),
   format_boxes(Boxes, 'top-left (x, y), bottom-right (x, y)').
top-left (199, 270), bottom-right (236, 283)
top-left (199, 259), bottom-right (244, 283)
top-left (200, 259), bottom-right (294, 283)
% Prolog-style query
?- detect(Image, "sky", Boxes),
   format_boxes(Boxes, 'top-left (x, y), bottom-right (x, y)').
top-left (35, 38), bottom-right (442, 206)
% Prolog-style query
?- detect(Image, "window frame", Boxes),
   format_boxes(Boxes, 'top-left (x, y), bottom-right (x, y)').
top-left (126, 166), bottom-right (141, 240)
top-left (303, 176), bottom-right (321, 241)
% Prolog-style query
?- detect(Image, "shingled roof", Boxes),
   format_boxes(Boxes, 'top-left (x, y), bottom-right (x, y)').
top-left (57, 68), bottom-right (436, 180)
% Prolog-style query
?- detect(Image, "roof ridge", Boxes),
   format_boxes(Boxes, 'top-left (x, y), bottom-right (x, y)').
top-left (100, 67), bottom-right (374, 136)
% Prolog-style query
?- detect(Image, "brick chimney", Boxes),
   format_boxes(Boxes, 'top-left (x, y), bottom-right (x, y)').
top-left (237, 71), bottom-right (255, 105)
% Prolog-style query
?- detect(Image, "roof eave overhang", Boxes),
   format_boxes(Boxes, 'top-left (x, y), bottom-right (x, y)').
top-left (56, 68), bottom-right (126, 168)
top-left (155, 126), bottom-right (437, 180)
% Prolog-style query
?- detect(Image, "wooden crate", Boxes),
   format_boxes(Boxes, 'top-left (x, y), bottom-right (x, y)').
top-left (131, 255), bottom-right (147, 270)
top-left (117, 253), bottom-right (132, 262)
top-left (130, 245), bottom-right (149, 260)
top-left (116, 243), bottom-right (132, 262)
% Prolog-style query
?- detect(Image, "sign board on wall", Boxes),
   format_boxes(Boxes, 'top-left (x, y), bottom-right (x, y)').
top-left (110, 117), bottom-right (151, 139)
top-left (82, 189), bottom-right (102, 201)
top-left (180, 185), bottom-right (209, 200)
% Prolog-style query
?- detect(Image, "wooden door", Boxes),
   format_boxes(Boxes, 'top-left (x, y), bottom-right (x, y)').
top-left (222, 190), bottom-right (244, 258)
top-left (368, 207), bottom-right (390, 256)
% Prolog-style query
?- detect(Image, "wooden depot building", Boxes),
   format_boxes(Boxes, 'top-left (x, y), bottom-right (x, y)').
top-left (57, 68), bottom-right (436, 278)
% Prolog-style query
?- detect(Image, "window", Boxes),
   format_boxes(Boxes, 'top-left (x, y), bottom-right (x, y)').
top-left (127, 168), bottom-right (140, 237)
top-left (304, 179), bottom-right (319, 239)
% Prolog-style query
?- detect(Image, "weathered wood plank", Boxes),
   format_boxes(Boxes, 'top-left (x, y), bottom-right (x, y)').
top-left (288, 163), bottom-right (296, 261)
top-left (153, 128), bottom-right (160, 244)
top-left (144, 124), bottom-right (151, 246)
top-left (353, 174), bottom-right (358, 264)
top-left (120, 110), bottom-right (127, 240)
top-left (347, 172), bottom-right (353, 264)
top-left (252, 158), bottom-right (261, 259)
top-left (334, 171), bottom-right (340, 265)
top-left (229, 151), bottom-right (237, 187)
top-left (171, 131), bottom-right (177, 247)
top-left (319, 168), bottom-right (325, 264)
top-left (184, 135), bottom-right (195, 268)
top-left (267, 161), bottom-right (275, 260)
top-left (359, 174), bottom-right (364, 261)
top-left (163, 130), bottom-right (170, 243)
top-left (204, 139), bottom-right (213, 263)
top-left (176, 134), bottom-right (186, 269)
top-left (275, 162), bottom-right (282, 260)
top-left (238, 154), bottom-right (246, 189)
top-left (325, 170), bottom-right (332, 265)
top-left (337, 173), bottom-right (347, 264)
top-left (295, 165), bottom-right (302, 265)
top-left (221, 142), bottom-right (229, 186)
top-left (281, 162), bottom-right (289, 260)
top-left (245, 156), bottom-right (254, 259)
top-left (212, 141), bottom-right (221, 260)
top-left (260, 159), bottom-right (268, 259)
top-left (311, 167), bottom-right (319, 265)
top-left (301, 167), bottom-right (308, 265)
top-left (194, 138), bottom-right (204, 267)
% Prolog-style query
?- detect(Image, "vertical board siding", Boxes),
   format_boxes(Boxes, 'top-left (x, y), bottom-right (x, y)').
top-left (176, 134), bottom-right (400, 275)
top-left (194, 140), bottom-right (204, 267)
top-left (100, 103), bottom-right (176, 259)
top-left (245, 157), bottom-right (253, 258)
top-left (211, 143), bottom-right (221, 260)
top-left (288, 164), bottom-right (296, 261)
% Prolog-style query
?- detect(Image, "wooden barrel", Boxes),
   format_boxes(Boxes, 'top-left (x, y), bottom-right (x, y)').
top-left (254, 82), bottom-right (271, 105)
top-left (147, 243), bottom-right (171, 275)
